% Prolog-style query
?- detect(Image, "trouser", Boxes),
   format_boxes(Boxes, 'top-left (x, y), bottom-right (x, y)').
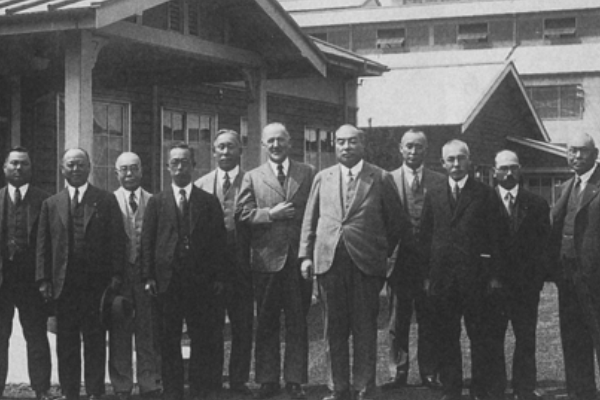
top-left (318, 244), bottom-right (384, 393)
top-left (0, 257), bottom-right (51, 395)
top-left (253, 257), bottom-right (311, 384)
top-left (109, 262), bottom-right (162, 394)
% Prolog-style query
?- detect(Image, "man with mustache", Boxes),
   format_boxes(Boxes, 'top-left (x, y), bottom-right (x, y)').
top-left (492, 150), bottom-right (549, 400)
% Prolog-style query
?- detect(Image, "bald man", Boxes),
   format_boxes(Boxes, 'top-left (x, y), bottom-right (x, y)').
top-left (109, 153), bottom-right (161, 400)
top-left (37, 148), bottom-right (125, 400)
top-left (492, 150), bottom-right (549, 400)
top-left (549, 132), bottom-right (600, 400)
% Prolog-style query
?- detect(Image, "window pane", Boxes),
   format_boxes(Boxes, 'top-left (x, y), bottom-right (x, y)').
top-left (108, 104), bottom-right (124, 136)
top-left (533, 87), bottom-right (559, 119)
top-left (93, 103), bottom-right (107, 135)
top-left (163, 111), bottom-right (173, 141)
top-left (559, 86), bottom-right (581, 119)
top-left (93, 135), bottom-right (108, 168)
top-left (172, 112), bottom-right (184, 141)
top-left (188, 113), bottom-right (200, 143)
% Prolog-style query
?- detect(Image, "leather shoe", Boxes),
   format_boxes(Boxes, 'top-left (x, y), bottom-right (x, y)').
top-left (421, 375), bottom-right (443, 390)
top-left (514, 392), bottom-right (543, 400)
top-left (253, 383), bottom-right (280, 399)
top-left (285, 383), bottom-right (306, 400)
top-left (230, 383), bottom-right (253, 396)
top-left (322, 391), bottom-right (351, 400)
top-left (37, 391), bottom-right (53, 400)
top-left (380, 371), bottom-right (408, 392)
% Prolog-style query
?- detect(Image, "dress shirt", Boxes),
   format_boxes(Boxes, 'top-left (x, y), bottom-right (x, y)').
top-left (8, 183), bottom-right (29, 203)
top-left (217, 166), bottom-right (239, 184)
top-left (402, 164), bottom-right (423, 187)
top-left (340, 159), bottom-right (364, 183)
top-left (268, 157), bottom-right (290, 177)
top-left (498, 184), bottom-right (519, 212)
top-left (448, 175), bottom-right (468, 191)
top-left (121, 187), bottom-right (142, 214)
top-left (576, 163), bottom-right (597, 192)
top-left (172, 183), bottom-right (192, 203)
top-left (67, 182), bottom-right (89, 203)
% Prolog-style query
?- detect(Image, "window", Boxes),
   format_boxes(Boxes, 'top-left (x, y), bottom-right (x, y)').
top-left (167, 0), bottom-right (183, 32)
top-left (162, 109), bottom-right (216, 189)
top-left (526, 85), bottom-right (584, 120)
top-left (544, 17), bottom-right (576, 39)
top-left (457, 22), bottom-right (488, 43)
top-left (92, 101), bottom-right (131, 191)
top-left (304, 127), bottom-right (335, 171)
top-left (376, 28), bottom-right (405, 49)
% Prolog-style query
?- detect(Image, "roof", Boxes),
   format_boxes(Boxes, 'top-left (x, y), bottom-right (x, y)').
top-left (291, 0), bottom-right (600, 28)
top-left (507, 136), bottom-right (566, 157)
top-left (368, 48), bottom-right (512, 70)
top-left (314, 38), bottom-right (388, 76)
top-left (280, 0), bottom-right (377, 12)
top-left (511, 43), bottom-right (600, 75)
top-left (358, 61), bottom-right (549, 140)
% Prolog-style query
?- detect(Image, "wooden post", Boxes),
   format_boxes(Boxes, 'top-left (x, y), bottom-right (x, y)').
top-left (243, 68), bottom-right (267, 170)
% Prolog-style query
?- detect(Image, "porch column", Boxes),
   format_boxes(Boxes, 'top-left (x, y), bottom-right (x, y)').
top-left (243, 67), bottom-right (267, 170)
top-left (9, 75), bottom-right (21, 146)
top-left (64, 30), bottom-right (96, 152)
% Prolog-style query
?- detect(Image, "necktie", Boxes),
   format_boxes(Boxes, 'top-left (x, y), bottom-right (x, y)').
top-left (14, 187), bottom-right (21, 207)
top-left (71, 188), bottom-right (79, 215)
top-left (573, 176), bottom-right (582, 201)
top-left (452, 182), bottom-right (460, 202)
top-left (129, 192), bottom-right (138, 213)
top-left (277, 164), bottom-right (285, 187)
top-left (178, 189), bottom-right (188, 216)
top-left (223, 172), bottom-right (231, 193)
top-left (411, 173), bottom-right (421, 194)
top-left (346, 170), bottom-right (357, 210)
top-left (505, 192), bottom-right (514, 217)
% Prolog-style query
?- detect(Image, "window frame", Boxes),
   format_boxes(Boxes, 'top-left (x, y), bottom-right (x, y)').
top-left (376, 27), bottom-right (406, 49)
top-left (457, 22), bottom-right (489, 44)
top-left (525, 84), bottom-right (584, 120)
top-left (543, 17), bottom-right (577, 39)
top-left (303, 126), bottom-right (336, 171)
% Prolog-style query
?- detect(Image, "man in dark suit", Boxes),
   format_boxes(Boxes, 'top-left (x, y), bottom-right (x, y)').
top-left (142, 142), bottom-right (228, 400)
top-left (0, 147), bottom-right (51, 400)
top-left (195, 130), bottom-right (253, 396)
top-left (493, 150), bottom-right (549, 400)
top-left (37, 148), bottom-right (125, 400)
top-left (384, 130), bottom-right (445, 390)
top-left (237, 123), bottom-right (315, 400)
top-left (420, 140), bottom-right (504, 400)
top-left (299, 124), bottom-right (408, 400)
top-left (109, 152), bottom-right (161, 400)
top-left (549, 132), bottom-right (600, 400)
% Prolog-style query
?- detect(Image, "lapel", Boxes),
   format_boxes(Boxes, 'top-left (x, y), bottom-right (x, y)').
top-left (165, 187), bottom-right (179, 232)
top-left (258, 162), bottom-right (286, 198)
top-left (326, 167), bottom-right (344, 221)
top-left (25, 189), bottom-right (41, 239)
top-left (345, 162), bottom-right (374, 220)
top-left (83, 185), bottom-right (98, 231)
top-left (514, 188), bottom-right (529, 232)
top-left (0, 187), bottom-right (5, 245)
top-left (189, 186), bottom-right (204, 235)
top-left (394, 167), bottom-right (406, 208)
top-left (139, 189), bottom-right (150, 216)
top-left (553, 178), bottom-right (573, 223)
top-left (451, 178), bottom-right (475, 224)
top-left (578, 167), bottom-right (600, 213)
top-left (115, 187), bottom-right (128, 214)
top-left (286, 161), bottom-right (302, 201)
top-left (57, 189), bottom-right (70, 230)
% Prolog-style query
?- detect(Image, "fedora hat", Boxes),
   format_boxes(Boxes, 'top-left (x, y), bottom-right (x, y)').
top-left (100, 286), bottom-right (134, 329)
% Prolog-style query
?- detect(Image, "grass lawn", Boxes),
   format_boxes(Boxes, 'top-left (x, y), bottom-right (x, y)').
top-left (3, 283), bottom-right (587, 399)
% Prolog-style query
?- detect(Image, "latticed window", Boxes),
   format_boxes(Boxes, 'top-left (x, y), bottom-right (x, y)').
top-left (304, 127), bottom-right (336, 171)
top-left (526, 85), bottom-right (584, 120)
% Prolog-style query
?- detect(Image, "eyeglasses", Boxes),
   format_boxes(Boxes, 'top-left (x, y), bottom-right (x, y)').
top-left (568, 147), bottom-right (595, 156)
top-left (117, 165), bottom-right (140, 173)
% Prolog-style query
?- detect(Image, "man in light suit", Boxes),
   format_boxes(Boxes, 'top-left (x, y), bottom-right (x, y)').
top-left (419, 140), bottom-right (505, 400)
top-left (492, 150), bottom-right (549, 400)
top-left (195, 130), bottom-right (253, 396)
top-left (142, 142), bottom-right (228, 400)
top-left (109, 152), bottom-right (161, 400)
top-left (237, 123), bottom-right (315, 400)
top-left (549, 132), bottom-right (600, 400)
top-left (0, 147), bottom-right (51, 400)
top-left (384, 130), bottom-right (445, 390)
top-left (299, 124), bottom-right (408, 400)
top-left (37, 148), bottom-right (125, 400)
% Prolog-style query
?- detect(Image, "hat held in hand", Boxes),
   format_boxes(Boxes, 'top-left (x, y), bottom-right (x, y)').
top-left (100, 286), bottom-right (134, 329)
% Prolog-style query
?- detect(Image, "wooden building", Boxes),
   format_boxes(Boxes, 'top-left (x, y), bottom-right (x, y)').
top-left (0, 0), bottom-right (386, 194)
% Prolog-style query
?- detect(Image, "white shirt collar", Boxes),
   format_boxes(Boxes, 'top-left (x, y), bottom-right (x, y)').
top-left (498, 184), bottom-right (519, 202)
top-left (340, 159), bottom-right (364, 180)
top-left (172, 183), bottom-right (192, 201)
top-left (67, 182), bottom-right (88, 201)
top-left (577, 163), bottom-right (597, 185)
top-left (217, 166), bottom-right (239, 183)
top-left (8, 183), bottom-right (29, 203)
top-left (269, 157), bottom-right (290, 177)
top-left (124, 186), bottom-right (142, 199)
top-left (402, 163), bottom-right (423, 184)
top-left (449, 175), bottom-right (468, 189)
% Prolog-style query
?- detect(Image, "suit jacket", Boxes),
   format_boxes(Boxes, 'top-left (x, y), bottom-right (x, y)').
top-left (237, 160), bottom-right (315, 273)
top-left (114, 187), bottom-right (152, 265)
top-left (420, 177), bottom-right (504, 295)
top-left (550, 167), bottom-right (600, 285)
top-left (496, 186), bottom-right (550, 292)
top-left (141, 185), bottom-right (228, 293)
top-left (299, 162), bottom-right (408, 277)
top-left (389, 166), bottom-right (446, 286)
top-left (0, 186), bottom-right (50, 287)
top-left (36, 184), bottom-right (125, 299)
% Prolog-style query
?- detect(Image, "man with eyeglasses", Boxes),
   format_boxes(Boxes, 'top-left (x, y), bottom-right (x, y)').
top-left (384, 130), bottom-right (445, 390)
top-left (549, 132), bottom-right (600, 400)
top-left (419, 140), bottom-right (505, 400)
top-left (109, 152), bottom-right (162, 400)
top-left (196, 130), bottom-right (253, 396)
top-left (492, 150), bottom-right (549, 400)
top-left (142, 142), bottom-right (228, 400)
